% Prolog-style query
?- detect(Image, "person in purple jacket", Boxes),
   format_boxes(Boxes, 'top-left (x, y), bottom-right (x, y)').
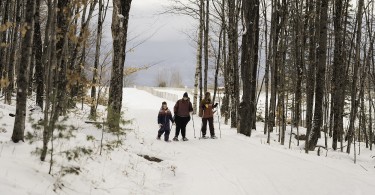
top-left (157, 102), bottom-right (174, 142)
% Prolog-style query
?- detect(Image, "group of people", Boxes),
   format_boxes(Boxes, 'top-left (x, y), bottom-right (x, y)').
top-left (157, 92), bottom-right (218, 142)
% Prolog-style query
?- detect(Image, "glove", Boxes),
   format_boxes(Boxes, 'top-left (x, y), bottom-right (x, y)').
top-left (158, 124), bottom-right (162, 128)
top-left (214, 103), bottom-right (218, 107)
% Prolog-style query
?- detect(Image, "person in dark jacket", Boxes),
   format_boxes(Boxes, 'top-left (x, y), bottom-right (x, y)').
top-left (157, 102), bottom-right (174, 142)
top-left (173, 92), bottom-right (193, 141)
top-left (200, 92), bottom-right (218, 139)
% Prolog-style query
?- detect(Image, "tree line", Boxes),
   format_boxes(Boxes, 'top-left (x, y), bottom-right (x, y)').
top-left (167, 0), bottom-right (374, 155)
top-left (1, 0), bottom-right (374, 160)
top-left (0, 0), bottom-right (133, 162)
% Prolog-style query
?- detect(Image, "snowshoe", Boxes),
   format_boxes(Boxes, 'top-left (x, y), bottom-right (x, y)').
top-left (182, 137), bottom-right (189, 141)
top-left (165, 140), bottom-right (172, 142)
top-left (157, 136), bottom-right (161, 140)
top-left (173, 137), bottom-right (179, 141)
top-left (211, 135), bottom-right (218, 139)
top-left (200, 135), bottom-right (209, 139)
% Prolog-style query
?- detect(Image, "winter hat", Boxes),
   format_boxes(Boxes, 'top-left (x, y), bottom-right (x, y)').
top-left (183, 92), bottom-right (189, 98)
top-left (162, 101), bottom-right (167, 105)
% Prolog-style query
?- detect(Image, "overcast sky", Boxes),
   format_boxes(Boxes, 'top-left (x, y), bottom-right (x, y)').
top-left (102, 0), bottom-right (197, 87)
top-left (99, 0), bottom-right (362, 87)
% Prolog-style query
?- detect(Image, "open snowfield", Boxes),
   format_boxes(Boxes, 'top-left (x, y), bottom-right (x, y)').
top-left (1, 87), bottom-right (375, 195)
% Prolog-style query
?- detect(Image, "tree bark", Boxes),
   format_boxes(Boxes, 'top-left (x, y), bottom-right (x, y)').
top-left (262, 0), bottom-right (269, 135)
top-left (332, 0), bottom-right (345, 151)
top-left (239, 0), bottom-right (259, 136)
top-left (12, 0), bottom-right (35, 142)
top-left (293, 0), bottom-right (304, 129)
top-left (369, 86), bottom-right (373, 151)
top-left (107, 0), bottom-right (132, 129)
top-left (346, 0), bottom-right (364, 154)
top-left (305, 0), bottom-right (319, 153)
top-left (278, 0), bottom-right (288, 144)
top-left (212, 10), bottom-right (223, 104)
top-left (228, 0), bottom-right (240, 129)
top-left (268, 0), bottom-right (281, 138)
top-left (90, 0), bottom-right (105, 118)
top-left (222, 0), bottom-right (229, 125)
top-left (203, 0), bottom-right (209, 93)
top-left (307, 0), bottom-right (328, 151)
top-left (6, 0), bottom-right (22, 105)
top-left (41, 0), bottom-right (56, 162)
top-left (193, 0), bottom-right (204, 114)
top-left (34, 0), bottom-right (43, 109)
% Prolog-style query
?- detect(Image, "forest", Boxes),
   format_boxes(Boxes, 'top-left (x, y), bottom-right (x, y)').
top-left (167, 0), bottom-right (375, 157)
top-left (0, 0), bottom-right (374, 169)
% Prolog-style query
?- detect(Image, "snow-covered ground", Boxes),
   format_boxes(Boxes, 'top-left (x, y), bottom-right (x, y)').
top-left (1, 87), bottom-right (375, 195)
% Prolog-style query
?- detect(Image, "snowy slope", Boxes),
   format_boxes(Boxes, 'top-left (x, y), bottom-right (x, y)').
top-left (124, 88), bottom-right (375, 195)
top-left (1, 88), bottom-right (375, 195)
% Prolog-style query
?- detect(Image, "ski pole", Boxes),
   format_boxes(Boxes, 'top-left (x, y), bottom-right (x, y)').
top-left (192, 112), bottom-right (196, 138)
top-left (218, 91), bottom-right (221, 138)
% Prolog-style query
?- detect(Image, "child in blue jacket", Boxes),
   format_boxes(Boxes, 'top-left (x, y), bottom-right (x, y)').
top-left (157, 102), bottom-right (174, 142)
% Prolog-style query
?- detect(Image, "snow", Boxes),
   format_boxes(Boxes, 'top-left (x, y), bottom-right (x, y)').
top-left (1, 88), bottom-right (375, 195)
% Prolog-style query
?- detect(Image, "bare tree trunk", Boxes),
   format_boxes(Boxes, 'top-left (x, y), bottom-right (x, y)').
top-left (222, 0), bottom-right (229, 125)
top-left (307, 0), bottom-right (328, 151)
top-left (293, 0), bottom-right (304, 130)
top-left (203, 0), bottom-right (209, 93)
top-left (360, 82), bottom-right (366, 149)
top-left (369, 85), bottom-right (373, 151)
top-left (228, 0), bottom-right (239, 129)
top-left (346, 0), bottom-right (364, 154)
top-left (52, 0), bottom-right (70, 117)
top-left (41, 0), bottom-right (56, 162)
top-left (332, 0), bottom-right (345, 151)
top-left (305, 0), bottom-right (319, 153)
top-left (194, 0), bottom-right (204, 114)
top-left (90, 0), bottom-right (106, 118)
top-left (107, 0), bottom-right (133, 129)
top-left (11, 0), bottom-right (35, 142)
top-left (262, 0), bottom-right (269, 135)
top-left (212, 4), bottom-right (224, 104)
top-left (239, 0), bottom-right (259, 136)
top-left (366, 1), bottom-right (374, 151)
top-left (249, 0), bottom-right (261, 131)
top-left (279, 2), bottom-right (287, 145)
top-left (6, 0), bottom-right (22, 105)
top-left (268, 0), bottom-right (280, 139)
top-left (34, 0), bottom-right (43, 109)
